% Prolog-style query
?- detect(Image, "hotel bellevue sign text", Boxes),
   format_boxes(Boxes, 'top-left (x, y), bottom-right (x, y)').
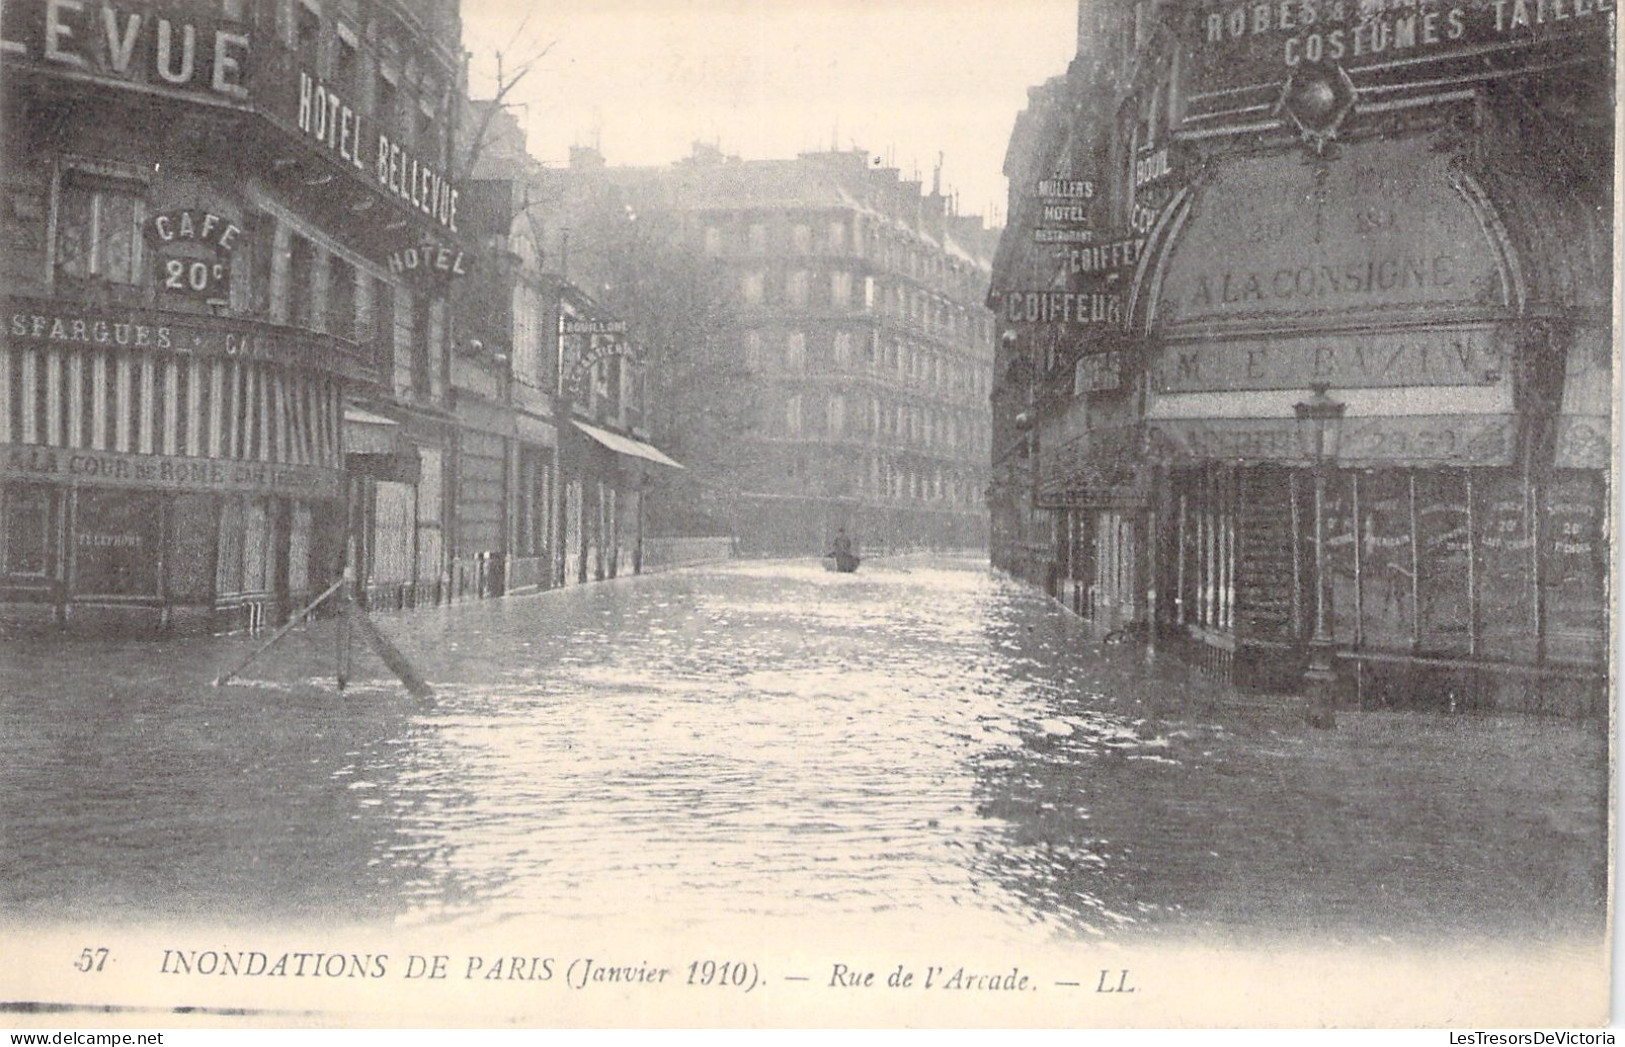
top-left (294, 71), bottom-right (460, 233)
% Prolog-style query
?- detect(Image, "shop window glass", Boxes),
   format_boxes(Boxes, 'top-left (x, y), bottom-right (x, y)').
top-left (166, 493), bottom-right (216, 600)
top-left (1473, 472), bottom-right (1536, 663)
top-left (1540, 472), bottom-right (1605, 666)
top-left (1414, 470), bottom-right (1471, 655)
top-left (2, 484), bottom-right (53, 578)
top-left (1318, 471), bottom-right (1359, 643)
top-left (56, 179), bottom-right (145, 287)
top-left (1357, 471), bottom-right (1416, 651)
top-left (74, 490), bottom-right (161, 596)
top-left (217, 495), bottom-right (245, 594)
top-left (242, 498), bottom-right (270, 593)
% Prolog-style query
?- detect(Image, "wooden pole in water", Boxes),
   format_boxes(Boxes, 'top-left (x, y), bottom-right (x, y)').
top-left (336, 602), bottom-right (352, 692)
top-left (213, 576), bottom-right (348, 687)
top-left (343, 599), bottom-right (435, 700)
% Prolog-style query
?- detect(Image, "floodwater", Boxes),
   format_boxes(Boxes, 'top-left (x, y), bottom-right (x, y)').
top-left (0, 556), bottom-right (1608, 947)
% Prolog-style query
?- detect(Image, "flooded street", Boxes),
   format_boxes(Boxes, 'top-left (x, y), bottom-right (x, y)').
top-left (1, 556), bottom-right (1608, 948)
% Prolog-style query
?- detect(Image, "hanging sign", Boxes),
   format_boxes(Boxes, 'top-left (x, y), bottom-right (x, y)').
top-left (565, 336), bottom-right (637, 394)
top-left (148, 209), bottom-right (241, 304)
top-left (998, 290), bottom-right (1124, 327)
top-left (387, 242), bottom-right (472, 280)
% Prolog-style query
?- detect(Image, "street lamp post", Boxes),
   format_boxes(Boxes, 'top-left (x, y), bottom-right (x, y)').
top-left (1295, 383), bottom-right (1346, 730)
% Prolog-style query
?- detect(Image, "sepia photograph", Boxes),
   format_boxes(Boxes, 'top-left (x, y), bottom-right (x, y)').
top-left (0, 0), bottom-right (1615, 1031)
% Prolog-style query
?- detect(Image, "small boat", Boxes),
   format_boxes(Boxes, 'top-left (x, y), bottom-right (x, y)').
top-left (822, 551), bottom-right (861, 573)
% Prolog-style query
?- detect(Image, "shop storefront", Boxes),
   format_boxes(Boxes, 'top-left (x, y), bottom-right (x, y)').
top-left (1134, 130), bottom-right (1610, 711)
top-left (1, 300), bottom-right (352, 632)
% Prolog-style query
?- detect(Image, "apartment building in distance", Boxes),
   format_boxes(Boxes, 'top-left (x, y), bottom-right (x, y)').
top-left (535, 144), bottom-right (999, 556)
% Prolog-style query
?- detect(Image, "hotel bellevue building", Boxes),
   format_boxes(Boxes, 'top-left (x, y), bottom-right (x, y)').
top-left (0, 0), bottom-right (470, 632)
top-left (990, 0), bottom-right (1613, 712)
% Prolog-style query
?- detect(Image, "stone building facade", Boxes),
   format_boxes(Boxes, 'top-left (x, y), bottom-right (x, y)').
top-left (990, 0), bottom-right (1613, 712)
top-left (0, 0), bottom-right (469, 632)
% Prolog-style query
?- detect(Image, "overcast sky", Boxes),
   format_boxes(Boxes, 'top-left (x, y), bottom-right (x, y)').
top-left (460, 0), bottom-right (1079, 228)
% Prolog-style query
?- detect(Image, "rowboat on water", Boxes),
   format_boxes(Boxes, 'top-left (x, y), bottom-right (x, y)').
top-left (822, 551), bottom-right (860, 573)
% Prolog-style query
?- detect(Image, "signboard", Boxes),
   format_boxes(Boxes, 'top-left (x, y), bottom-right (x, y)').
top-left (1147, 413), bottom-right (1515, 464)
top-left (291, 71), bottom-right (460, 233)
top-left (2, 444), bottom-right (343, 499)
top-left (1154, 326), bottom-right (1504, 392)
top-left (149, 209), bottom-right (241, 305)
top-left (6, 299), bottom-right (374, 381)
top-left (388, 242), bottom-right (472, 280)
top-left (1065, 237), bottom-right (1146, 278)
top-left (998, 290), bottom-right (1124, 327)
top-left (566, 338), bottom-right (636, 393)
top-left (1184, 0), bottom-right (1615, 107)
top-left (1074, 350), bottom-right (1123, 394)
top-left (1035, 228), bottom-right (1093, 244)
top-left (1033, 177), bottom-right (1095, 235)
top-left (1155, 137), bottom-right (1503, 329)
top-left (561, 319), bottom-right (629, 336)
top-left (0, 1), bottom-right (250, 100)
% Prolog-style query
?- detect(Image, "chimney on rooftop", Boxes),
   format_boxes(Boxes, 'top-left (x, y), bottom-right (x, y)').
top-left (569, 145), bottom-right (605, 170)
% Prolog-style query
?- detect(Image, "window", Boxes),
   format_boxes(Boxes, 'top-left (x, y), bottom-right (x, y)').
top-left (295, 1), bottom-right (320, 52)
top-left (288, 235), bottom-right (318, 329)
top-left (330, 256), bottom-right (358, 341)
top-left (376, 72), bottom-right (397, 127)
top-left (786, 269), bottom-right (809, 307)
top-left (335, 31), bottom-right (359, 92)
top-left (747, 223), bottom-right (766, 254)
top-left (784, 331), bottom-right (805, 371)
top-left (833, 331), bottom-right (852, 367)
top-left (831, 270), bottom-right (851, 307)
top-left (743, 329), bottom-right (763, 369)
top-left (75, 490), bottom-right (162, 596)
top-left (704, 226), bottom-right (722, 256)
top-left (55, 177), bottom-right (145, 287)
top-left (372, 276), bottom-right (396, 367)
top-left (827, 395), bottom-right (845, 436)
top-left (741, 271), bottom-right (764, 305)
top-left (792, 224), bottom-right (811, 254)
top-left (1, 484), bottom-right (53, 579)
top-left (828, 220), bottom-right (846, 252)
top-left (784, 394), bottom-right (802, 435)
